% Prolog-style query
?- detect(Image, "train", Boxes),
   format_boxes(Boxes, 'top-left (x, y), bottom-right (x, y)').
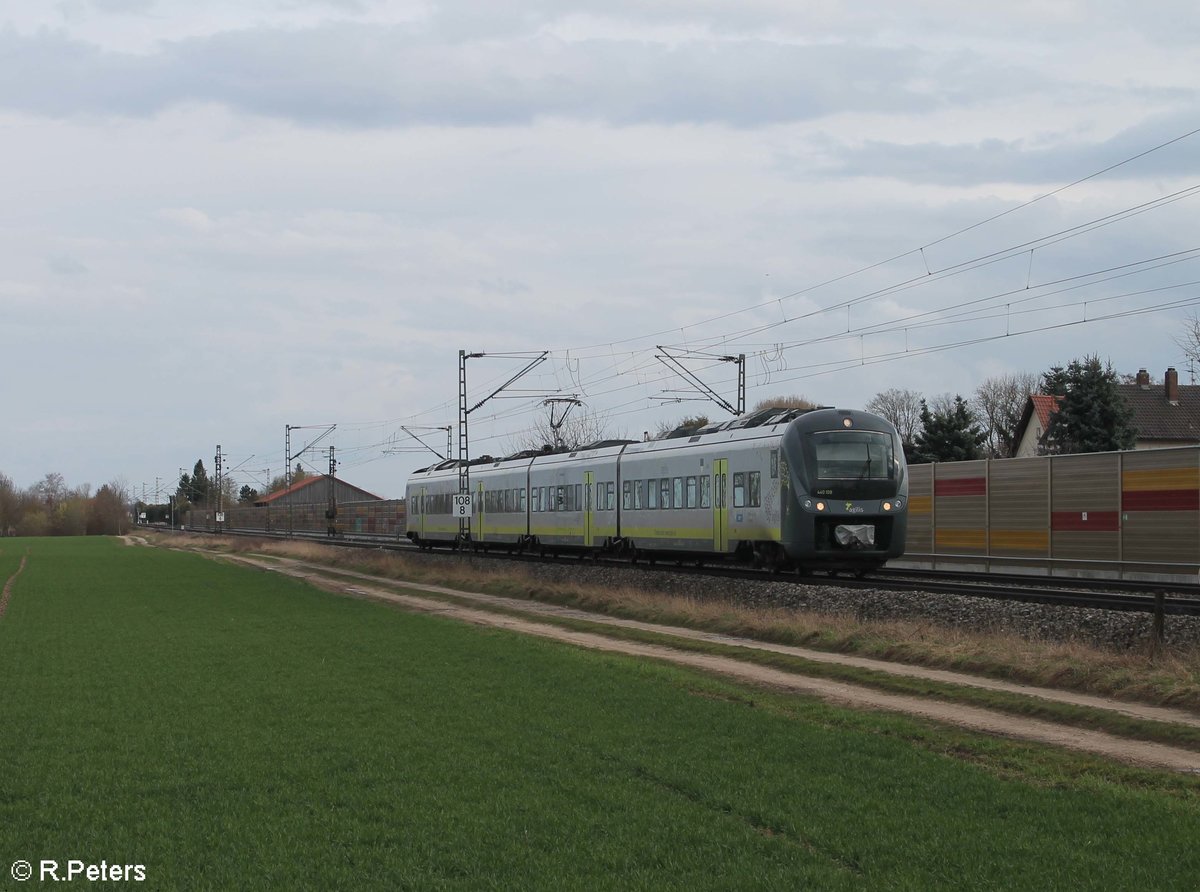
top-left (176, 415), bottom-right (1200, 584)
top-left (405, 407), bottom-right (909, 574)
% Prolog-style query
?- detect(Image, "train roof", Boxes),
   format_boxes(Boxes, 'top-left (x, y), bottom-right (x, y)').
top-left (409, 409), bottom-right (892, 476)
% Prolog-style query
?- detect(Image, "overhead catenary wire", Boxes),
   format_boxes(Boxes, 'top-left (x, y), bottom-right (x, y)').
top-left (165, 124), bottom-right (1200, 490)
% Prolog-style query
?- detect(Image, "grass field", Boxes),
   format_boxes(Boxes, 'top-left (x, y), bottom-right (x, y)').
top-left (2, 537), bottom-right (1200, 889)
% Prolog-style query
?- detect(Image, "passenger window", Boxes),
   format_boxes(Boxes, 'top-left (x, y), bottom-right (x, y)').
top-left (685, 476), bottom-right (697, 509)
top-left (606, 482), bottom-right (615, 511)
top-left (575, 484), bottom-right (582, 511)
top-left (749, 472), bottom-right (761, 507)
top-left (519, 489), bottom-right (526, 512)
top-left (647, 479), bottom-right (659, 509)
top-left (634, 480), bottom-right (644, 510)
top-left (556, 485), bottom-right (565, 511)
top-left (658, 479), bottom-right (670, 509)
top-left (700, 476), bottom-right (711, 509)
top-left (733, 472), bottom-right (746, 508)
top-left (596, 483), bottom-right (603, 510)
top-left (672, 478), bottom-right (683, 510)
top-left (622, 480), bottom-right (632, 509)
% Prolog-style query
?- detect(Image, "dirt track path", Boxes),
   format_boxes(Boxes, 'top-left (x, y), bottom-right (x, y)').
top-left (224, 553), bottom-right (1200, 774)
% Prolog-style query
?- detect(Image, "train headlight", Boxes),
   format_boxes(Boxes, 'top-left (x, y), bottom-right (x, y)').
top-left (883, 501), bottom-right (892, 511)
top-left (842, 418), bottom-right (853, 427)
top-left (815, 501), bottom-right (826, 511)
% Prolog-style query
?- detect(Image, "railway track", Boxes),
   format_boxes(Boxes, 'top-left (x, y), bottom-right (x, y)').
top-left (157, 525), bottom-right (1200, 617)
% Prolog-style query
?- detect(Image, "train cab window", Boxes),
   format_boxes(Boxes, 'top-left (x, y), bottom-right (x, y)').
top-left (606, 482), bottom-right (615, 511)
top-left (812, 431), bottom-right (895, 480)
top-left (700, 476), bottom-right (711, 509)
top-left (733, 473), bottom-right (746, 508)
top-left (672, 478), bottom-right (683, 509)
top-left (634, 480), bottom-right (644, 510)
top-left (685, 476), bottom-right (697, 509)
top-left (770, 450), bottom-right (779, 479)
top-left (749, 472), bottom-right (761, 507)
top-left (647, 479), bottom-right (658, 509)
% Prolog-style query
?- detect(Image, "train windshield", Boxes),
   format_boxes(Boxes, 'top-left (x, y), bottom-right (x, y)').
top-left (811, 431), bottom-right (895, 480)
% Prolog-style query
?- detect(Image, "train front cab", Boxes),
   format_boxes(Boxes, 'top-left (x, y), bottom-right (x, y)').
top-left (779, 410), bottom-right (908, 571)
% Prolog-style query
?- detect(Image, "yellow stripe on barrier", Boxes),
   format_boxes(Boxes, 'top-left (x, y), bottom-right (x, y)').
top-left (989, 530), bottom-right (1048, 551)
top-left (908, 495), bottom-right (932, 514)
top-left (935, 529), bottom-right (986, 549)
top-left (1121, 467), bottom-right (1200, 491)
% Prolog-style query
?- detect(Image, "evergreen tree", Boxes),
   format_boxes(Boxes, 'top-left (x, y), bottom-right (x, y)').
top-left (238, 485), bottom-right (259, 504)
top-left (1041, 365), bottom-right (1070, 396)
top-left (189, 460), bottom-right (210, 506)
top-left (1042, 355), bottom-right (1135, 454)
top-left (912, 395), bottom-right (987, 463)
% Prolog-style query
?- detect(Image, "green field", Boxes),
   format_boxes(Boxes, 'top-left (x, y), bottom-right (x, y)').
top-left (1, 537), bottom-right (1199, 890)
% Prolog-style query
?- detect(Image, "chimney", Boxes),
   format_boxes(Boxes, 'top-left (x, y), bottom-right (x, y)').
top-left (1136, 368), bottom-right (1150, 387)
top-left (1166, 367), bottom-right (1179, 404)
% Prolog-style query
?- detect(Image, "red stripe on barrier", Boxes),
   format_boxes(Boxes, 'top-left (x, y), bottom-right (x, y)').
top-left (1051, 511), bottom-right (1120, 532)
top-left (935, 477), bottom-right (987, 496)
top-left (1121, 490), bottom-right (1200, 511)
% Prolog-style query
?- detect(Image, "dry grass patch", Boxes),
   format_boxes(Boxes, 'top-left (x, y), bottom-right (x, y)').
top-left (155, 533), bottom-right (1200, 710)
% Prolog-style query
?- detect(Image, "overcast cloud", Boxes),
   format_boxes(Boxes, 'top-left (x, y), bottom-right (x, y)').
top-left (1, 0), bottom-right (1198, 499)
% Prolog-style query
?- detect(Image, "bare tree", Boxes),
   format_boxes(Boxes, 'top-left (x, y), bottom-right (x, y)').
top-left (864, 388), bottom-right (923, 444)
top-left (653, 413), bottom-right (712, 439)
top-left (750, 394), bottom-right (819, 412)
top-left (973, 372), bottom-right (1039, 458)
top-left (1174, 313), bottom-right (1200, 371)
top-left (509, 404), bottom-right (620, 453)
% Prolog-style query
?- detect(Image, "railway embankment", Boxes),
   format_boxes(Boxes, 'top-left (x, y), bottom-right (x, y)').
top-left (396, 549), bottom-right (1200, 650)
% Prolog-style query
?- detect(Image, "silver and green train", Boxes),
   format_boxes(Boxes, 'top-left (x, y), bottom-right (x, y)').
top-left (405, 407), bottom-right (907, 573)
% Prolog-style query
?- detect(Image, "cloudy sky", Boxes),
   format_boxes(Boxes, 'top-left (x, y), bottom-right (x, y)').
top-left (3, 0), bottom-right (1198, 500)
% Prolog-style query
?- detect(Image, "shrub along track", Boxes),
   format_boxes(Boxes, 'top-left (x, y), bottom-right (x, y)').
top-left (207, 549), bottom-right (1200, 774)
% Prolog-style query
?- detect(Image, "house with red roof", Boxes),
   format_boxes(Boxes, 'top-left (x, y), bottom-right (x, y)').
top-left (1014, 367), bottom-right (1200, 456)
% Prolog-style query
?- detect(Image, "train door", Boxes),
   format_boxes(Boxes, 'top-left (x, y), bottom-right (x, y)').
top-left (476, 480), bottom-right (485, 542)
top-left (583, 471), bottom-right (594, 547)
top-left (713, 458), bottom-right (729, 552)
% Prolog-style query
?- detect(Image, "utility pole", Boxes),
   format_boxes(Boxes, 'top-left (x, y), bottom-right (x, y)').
top-left (285, 423), bottom-right (335, 537)
top-left (325, 446), bottom-right (337, 537)
top-left (655, 348), bottom-right (745, 416)
top-left (214, 444), bottom-right (223, 532)
top-left (457, 350), bottom-right (550, 545)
